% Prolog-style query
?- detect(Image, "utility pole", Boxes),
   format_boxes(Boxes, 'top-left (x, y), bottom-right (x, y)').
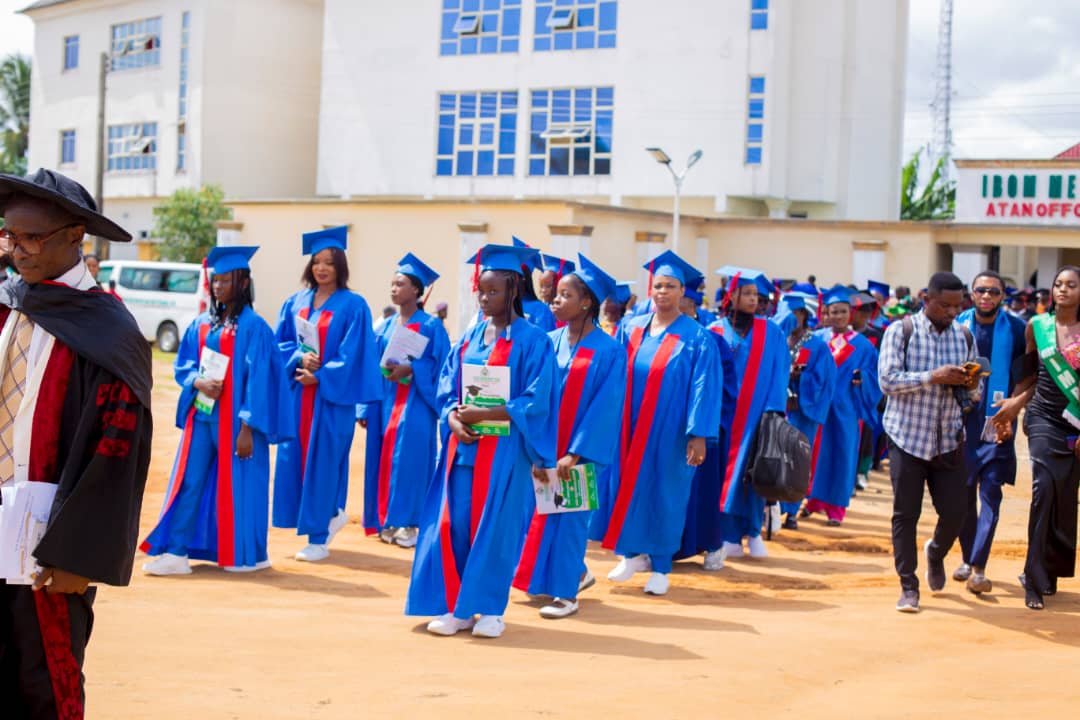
top-left (930, 0), bottom-right (954, 182)
top-left (93, 51), bottom-right (107, 259)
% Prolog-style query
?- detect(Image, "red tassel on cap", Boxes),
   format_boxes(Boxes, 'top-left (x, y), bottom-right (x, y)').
top-left (472, 248), bottom-right (482, 292)
top-left (721, 272), bottom-right (741, 311)
top-left (817, 290), bottom-right (824, 324)
top-left (647, 260), bottom-right (655, 298)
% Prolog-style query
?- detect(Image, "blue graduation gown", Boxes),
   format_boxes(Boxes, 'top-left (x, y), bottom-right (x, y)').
top-left (808, 329), bottom-right (882, 508)
top-left (779, 332), bottom-right (836, 515)
top-left (677, 327), bottom-right (737, 558)
top-left (603, 313), bottom-right (721, 561)
top-left (523, 297), bottom-right (556, 332)
top-left (716, 317), bottom-right (790, 539)
top-left (406, 317), bottom-right (556, 619)
top-left (143, 307), bottom-right (287, 568)
top-left (360, 309), bottom-right (451, 532)
top-left (513, 326), bottom-right (626, 598)
top-left (272, 288), bottom-right (382, 538)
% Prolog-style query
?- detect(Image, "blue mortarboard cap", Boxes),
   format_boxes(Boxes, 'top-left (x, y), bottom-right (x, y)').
top-left (466, 243), bottom-right (540, 275)
top-left (685, 288), bottom-right (704, 304)
top-left (396, 252), bottom-right (439, 288)
top-left (541, 253), bottom-right (575, 276)
top-left (302, 225), bottom-right (348, 256)
top-left (615, 281), bottom-right (634, 305)
top-left (772, 293), bottom-right (810, 335)
top-left (822, 283), bottom-right (853, 306)
top-left (207, 245), bottom-right (258, 274)
top-left (867, 280), bottom-right (890, 298)
top-left (644, 250), bottom-right (701, 287)
top-left (511, 236), bottom-right (543, 271)
top-left (715, 265), bottom-right (768, 291)
top-left (571, 253), bottom-right (617, 304)
top-left (791, 282), bottom-right (817, 295)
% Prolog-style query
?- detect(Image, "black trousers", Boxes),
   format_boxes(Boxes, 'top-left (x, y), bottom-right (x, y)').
top-left (889, 445), bottom-right (968, 591)
top-left (0, 583), bottom-right (95, 719)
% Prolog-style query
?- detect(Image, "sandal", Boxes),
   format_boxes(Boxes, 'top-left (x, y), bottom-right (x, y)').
top-left (1025, 587), bottom-right (1044, 610)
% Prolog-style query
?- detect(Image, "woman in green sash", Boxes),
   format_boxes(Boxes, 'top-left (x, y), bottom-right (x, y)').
top-left (993, 265), bottom-right (1080, 610)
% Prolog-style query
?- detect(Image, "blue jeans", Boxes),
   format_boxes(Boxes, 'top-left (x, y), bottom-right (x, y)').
top-left (958, 460), bottom-right (1009, 569)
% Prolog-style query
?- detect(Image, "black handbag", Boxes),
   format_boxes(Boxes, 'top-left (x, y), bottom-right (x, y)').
top-left (746, 411), bottom-right (812, 503)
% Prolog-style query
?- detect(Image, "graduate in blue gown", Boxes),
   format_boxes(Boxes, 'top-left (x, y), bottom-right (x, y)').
top-left (407, 244), bottom-right (557, 639)
top-left (272, 226), bottom-right (382, 562)
top-left (803, 285), bottom-right (883, 525)
top-left (602, 251), bottom-right (721, 596)
top-left (536, 252), bottom-right (575, 308)
top-left (512, 254), bottom-right (626, 618)
top-left (771, 293), bottom-right (837, 529)
top-left (359, 253), bottom-right (451, 548)
top-left (675, 311), bottom-right (738, 570)
top-left (143, 246), bottom-right (287, 574)
top-left (509, 236), bottom-right (557, 331)
top-left (713, 266), bottom-right (790, 559)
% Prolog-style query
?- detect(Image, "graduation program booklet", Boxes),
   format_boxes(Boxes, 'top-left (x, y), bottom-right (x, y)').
top-left (194, 346), bottom-right (229, 415)
top-left (533, 463), bottom-right (599, 514)
top-left (0, 481), bottom-right (58, 584)
top-left (380, 324), bottom-right (430, 384)
top-left (296, 315), bottom-right (321, 356)
top-left (461, 363), bottom-right (510, 436)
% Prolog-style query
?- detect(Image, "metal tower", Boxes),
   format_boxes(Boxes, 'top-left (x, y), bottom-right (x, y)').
top-left (930, 0), bottom-right (954, 180)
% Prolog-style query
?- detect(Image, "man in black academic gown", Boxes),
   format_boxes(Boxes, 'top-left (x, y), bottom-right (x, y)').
top-left (0, 168), bottom-right (152, 718)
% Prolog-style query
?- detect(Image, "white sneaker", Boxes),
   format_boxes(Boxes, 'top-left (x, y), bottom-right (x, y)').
top-left (606, 555), bottom-right (651, 582)
top-left (426, 613), bottom-right (474, 636)
top-left (224, 559), bottom-right (272, 573)
top-left (393, 527), bottom-right (418, 548)
top-left (472, 615), bottom-right (505, 638)
top-left (856, 473), bottom-right (869, 491)
top-left (703, 549), bottom-right (725, 571)
top-left (327, 510), bottom-right (348, 545)
top-left (722, 541), bottom-right (744, 559)
top-left (578, 570), bottom-right (596, 594)
top-left (643, 572), bottom-right (670, 596)
top-left (747, 535), bottom-right (768, 558)
top-left (294, 544), bottom-right (329, 562)
top-left (379, 527), bottom-right (396, 544)
top-left (142, 553), bottom-right (192, 576)
top-left (767, 504), bottom-right (782, 534)
top-left (539, 598), bottom-right (579, 619)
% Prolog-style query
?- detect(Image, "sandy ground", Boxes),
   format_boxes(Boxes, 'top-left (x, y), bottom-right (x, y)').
top-left (84, 355), bottom-right (1080, 719)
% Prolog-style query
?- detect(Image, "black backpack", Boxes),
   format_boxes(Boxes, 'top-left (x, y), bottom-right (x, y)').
top-left (746, 411), bottom-right (813, 503)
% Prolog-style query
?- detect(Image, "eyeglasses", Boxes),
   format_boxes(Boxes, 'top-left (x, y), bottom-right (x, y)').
top-left (0, 223), bottom-right (81, 256)
top-left (972, 287), bottom-right (1003, 297)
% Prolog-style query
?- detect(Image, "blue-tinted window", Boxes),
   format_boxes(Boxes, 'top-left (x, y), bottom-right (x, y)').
top-left (110, 17), bottom-right (162, 71)
top-left (63, 35), bottom-right (79, 70)
top-left (745, 76), bottom-right (765, 166)
top-left (436, 91), bottom-right (517, 177)
top-left (534, 1), bottom-right (616, 52)
top-left (177, 11), bottom-right (190, 172)
top-left (529, 86), bottom-right (612, 176)
top-left (440, 0), bottom-right (521, 56)
top-left (751, 0), bottom-right (768, 30)
top-left (107, 122), bottom-right (157, 172)
top-left (60, 130), bottom-right (76, 165)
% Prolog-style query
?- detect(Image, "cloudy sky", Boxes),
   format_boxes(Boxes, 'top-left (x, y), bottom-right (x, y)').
top-left (1, 0), bottom-right (1078, 161)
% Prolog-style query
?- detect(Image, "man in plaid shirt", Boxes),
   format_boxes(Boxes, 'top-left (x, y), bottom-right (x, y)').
top-left (879, 272), bottom-right (981, 613)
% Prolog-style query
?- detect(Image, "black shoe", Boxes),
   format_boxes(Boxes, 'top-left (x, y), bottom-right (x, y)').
top-left (924, 540), bottom-right (946, 592)
top-left (896, 589), bottom-right (920, 613)
top-left (782, 515), bottom-right (798, 530)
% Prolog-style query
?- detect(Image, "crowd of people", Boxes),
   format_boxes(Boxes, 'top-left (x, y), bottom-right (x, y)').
top-left (2, 166), bottom-right (1079, 714)
top-left (134, 224), bottom-right (1080, 635)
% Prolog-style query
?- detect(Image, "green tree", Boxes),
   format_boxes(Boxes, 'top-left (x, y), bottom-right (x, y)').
top-left (0, 53), bottom-right (31, 175)
top-left (900, 147), bottom-right (955, 220)
top-left (152, 185), bottom-right (233, 262)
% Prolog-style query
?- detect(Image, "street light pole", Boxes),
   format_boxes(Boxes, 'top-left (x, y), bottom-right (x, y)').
top-left (645, 147), bottom-right (703, 255)
top-left (94, 51), bottom-right (108, 259)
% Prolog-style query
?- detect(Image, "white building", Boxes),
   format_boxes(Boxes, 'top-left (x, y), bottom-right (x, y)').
top-left (21, 0), bottom-right (324, 258)
top-left (318, 0), bottom-right (910, 224)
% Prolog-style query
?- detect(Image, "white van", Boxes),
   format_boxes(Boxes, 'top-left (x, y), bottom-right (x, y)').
top-left (98, 260), bottom-right (203, 352)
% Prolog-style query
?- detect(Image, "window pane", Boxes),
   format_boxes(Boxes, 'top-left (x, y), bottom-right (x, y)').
top-left (497, 158), bottom-right (514, 176)
top-left (573, 146), bottom-right (591, 175)
top-left (576, 31), bottom-right (595, 49)
top-left (752, 0), bottom-right (769, 10)
top-left (457, 150), bottom-right (474, 175)
top-left (597, 32), bottom-right (616, 49)
top-left (746, 147), bottom-right (762, 164)
top-left (747, 123), bottom-right (763, 142)
top-left (529, 158), bottom-right (546, 176)
top-left (499, 130), bottom-right (515, 154)
top-left (549, 146), bottom-right (570, 175)
top-left (748, 99), bottom-right (764, 118)
top-left (594, 157), bottom-right (611, 175)
top-left (751, 12), bottom-right (768, 30)
top-left (598, 2), bottom-right (618, 31)
top-left (436, 158), bottom-right (454, 176)
top-left (477, 151), bottom-right (494, 175)
top-left (750, 76), bottom-right (766, 94)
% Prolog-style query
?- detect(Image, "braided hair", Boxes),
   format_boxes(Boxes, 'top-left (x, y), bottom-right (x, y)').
top-left (209, 269), bottom-right (254, 327)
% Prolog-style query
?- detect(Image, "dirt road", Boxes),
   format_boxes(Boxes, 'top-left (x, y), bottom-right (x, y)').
top-left (86, 357), bottom-right (1080, 718)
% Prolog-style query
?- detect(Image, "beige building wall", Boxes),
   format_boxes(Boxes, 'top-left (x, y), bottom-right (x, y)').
top-left (226, 199), bottom-right (1080, 335)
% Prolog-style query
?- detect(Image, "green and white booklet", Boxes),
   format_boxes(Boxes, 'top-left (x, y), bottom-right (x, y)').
top-left (194, 346), bottom-right (229, 414)
top-left (296, 315), bottom-right (320, 355)
top-left (533, 463), bottom-right (599, 515)
top-left (460, 363), bottom-right (510, 435)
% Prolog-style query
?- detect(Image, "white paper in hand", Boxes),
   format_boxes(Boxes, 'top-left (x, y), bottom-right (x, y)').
top-left (380, 324), bottom-right (430, 369)
top-left (0, 481), bottom-right (58, 584)
top-left (195, 346), bottom-right (229, 414)
top-left (296, 315), bottom-right (321, 356)
top-left (532, 464), bottom-right (599, 515)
